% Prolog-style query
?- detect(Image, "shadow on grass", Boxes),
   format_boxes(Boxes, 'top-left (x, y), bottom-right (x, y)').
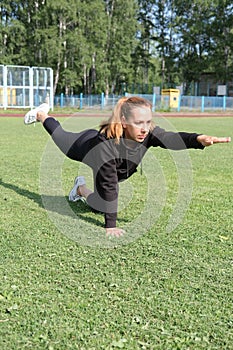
top-left (0, 178), bottom-right (105, 228)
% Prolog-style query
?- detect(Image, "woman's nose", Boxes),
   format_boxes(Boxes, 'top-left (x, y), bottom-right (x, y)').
top-left (141, 124), bottom-right (150, 132)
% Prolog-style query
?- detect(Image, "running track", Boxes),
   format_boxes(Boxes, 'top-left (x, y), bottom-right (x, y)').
top-left (1, 111), bottom-right (233, 118)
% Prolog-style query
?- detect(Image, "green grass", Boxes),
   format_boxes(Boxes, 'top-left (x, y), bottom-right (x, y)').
top-left (0, 106), bottom-right (111, 115)
top-left (0, 115), bottom-right (233, 349)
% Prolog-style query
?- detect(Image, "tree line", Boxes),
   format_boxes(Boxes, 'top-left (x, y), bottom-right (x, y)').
top-left (1, 0), bottom-right (233, 95)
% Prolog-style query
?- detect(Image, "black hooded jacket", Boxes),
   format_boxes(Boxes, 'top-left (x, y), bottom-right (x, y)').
top-left (43, 117), bottom-right (204, 228)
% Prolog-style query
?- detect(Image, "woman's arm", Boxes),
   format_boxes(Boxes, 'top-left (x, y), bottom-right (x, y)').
top-left (150, 126), bottom-right (231, 150)
top-left (84, 140), bottom-right (123, 234)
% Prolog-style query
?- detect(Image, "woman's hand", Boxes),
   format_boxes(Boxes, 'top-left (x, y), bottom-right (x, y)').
top-left (106, 227), bottom-right (125, 238)
top-left (197, 135), bottom-right (231, 147)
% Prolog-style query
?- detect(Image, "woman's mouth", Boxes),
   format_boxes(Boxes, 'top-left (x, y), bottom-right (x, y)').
top-left (138, 135), bottom-right (146, 140)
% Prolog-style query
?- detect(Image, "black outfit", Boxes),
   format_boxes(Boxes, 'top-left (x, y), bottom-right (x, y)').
top-left (43, 117), bottom-right (204, 228)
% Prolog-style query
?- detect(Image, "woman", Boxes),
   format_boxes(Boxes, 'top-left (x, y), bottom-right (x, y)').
top-left (24, 97), bottom-right (231, 237)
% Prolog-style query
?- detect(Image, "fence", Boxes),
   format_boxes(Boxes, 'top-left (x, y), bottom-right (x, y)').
top-left (54, 92), bottom-right (233, 112)
top-left (120, 81), bottom-right (233, 97)
top-left (0, 64), bottom-right (53, 110)
top-left (179, 95), bottom-right (233, 112)
top-left (54, 92), bottom-right (120, 110)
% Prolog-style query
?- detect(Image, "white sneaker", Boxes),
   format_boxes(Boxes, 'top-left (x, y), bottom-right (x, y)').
top-left (69, 176), bottom-right (86, 202)
top-left (24, 103), bottom-right (50, 125)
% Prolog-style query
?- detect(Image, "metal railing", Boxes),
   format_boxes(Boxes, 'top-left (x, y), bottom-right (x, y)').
top-left (54, 93), bottom-right (233, 112)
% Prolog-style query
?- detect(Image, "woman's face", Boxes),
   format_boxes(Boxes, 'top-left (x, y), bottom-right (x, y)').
top-left (121, 107), bottom-right (152, 142)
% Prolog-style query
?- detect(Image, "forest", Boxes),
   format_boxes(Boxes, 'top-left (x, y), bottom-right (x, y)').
top-left (1, 0), bottom-right (233, 95)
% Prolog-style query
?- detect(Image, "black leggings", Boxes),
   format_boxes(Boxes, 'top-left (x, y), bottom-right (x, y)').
top-left (43, 117), bottom-right (98, 162)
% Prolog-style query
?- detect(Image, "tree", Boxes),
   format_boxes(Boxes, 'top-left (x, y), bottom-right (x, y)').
top-left (0, 0), bottom-right (27, 64)
top-left (103, 0), bottom-right (139, 95)
top-left (137, 0), bottom-right (181, 89)
top-left (208, 0), bottom-right (233, 83)
top-left (173, 0), bottom-right (214, 91)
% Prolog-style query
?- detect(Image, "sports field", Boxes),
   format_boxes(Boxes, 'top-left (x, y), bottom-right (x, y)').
top-left (0, 114), bottom-right (232, 349)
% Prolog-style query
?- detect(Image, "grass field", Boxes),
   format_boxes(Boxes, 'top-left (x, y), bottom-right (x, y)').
top-left (0, 114), bottom-right (233, 349)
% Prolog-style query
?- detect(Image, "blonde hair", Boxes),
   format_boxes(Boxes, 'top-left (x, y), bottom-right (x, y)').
top-left (100, 96), bottom-right (153, 144)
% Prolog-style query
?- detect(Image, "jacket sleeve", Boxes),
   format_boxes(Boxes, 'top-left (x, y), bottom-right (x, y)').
top-left (149, 126), bottom-right (205, 150)
top-left (85, 140), bottom-right (119, 228)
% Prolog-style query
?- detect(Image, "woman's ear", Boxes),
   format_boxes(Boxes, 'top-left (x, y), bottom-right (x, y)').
top-left (121, 115), bottom-right (126, 128)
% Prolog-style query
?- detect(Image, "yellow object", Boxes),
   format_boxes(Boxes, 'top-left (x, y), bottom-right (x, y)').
top-left (161, 89), bottom-right (180, 108)
top-left (0, 88), bottom-right (17, 105)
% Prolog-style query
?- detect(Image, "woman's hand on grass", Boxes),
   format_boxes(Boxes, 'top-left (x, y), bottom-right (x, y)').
top-left (197, 135), bottom-right (231, 147)
top-left (106, 227), bottom-right (125, 238)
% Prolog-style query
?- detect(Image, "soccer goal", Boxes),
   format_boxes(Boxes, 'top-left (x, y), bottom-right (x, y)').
top-left (0, 65), bottom-right (53, 110)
